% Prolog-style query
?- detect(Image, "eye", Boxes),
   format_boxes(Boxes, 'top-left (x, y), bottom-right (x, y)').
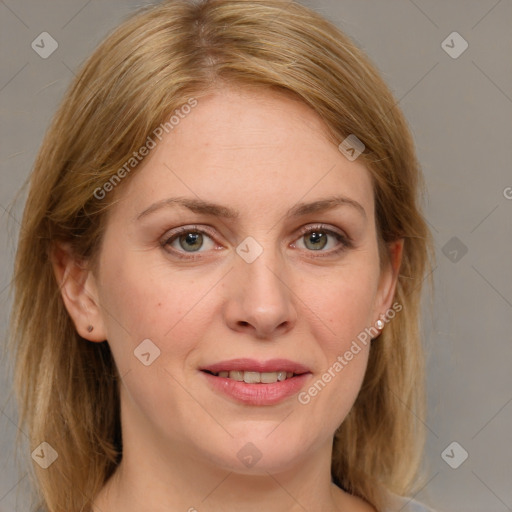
top-left (292, 224), bottom-right (352, 255)
top-left (160, 223), bottom-right (352, 260)
top-left (161, 226), bottom-right (217, 257)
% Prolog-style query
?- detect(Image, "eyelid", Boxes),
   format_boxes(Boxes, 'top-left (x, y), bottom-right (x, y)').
top-left (161, 224), bottom-right (216, 242)
top-left (295, 223), bottom-right (351, 243)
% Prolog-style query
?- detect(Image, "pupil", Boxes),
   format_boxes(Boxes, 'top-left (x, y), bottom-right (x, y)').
top-left (181, 232), bottom-right (202, 251)
top-left (307, 232), bottom-right (327, 250)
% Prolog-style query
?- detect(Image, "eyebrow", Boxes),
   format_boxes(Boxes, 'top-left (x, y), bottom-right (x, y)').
top-left (135, 195), bottom-right (366, 221)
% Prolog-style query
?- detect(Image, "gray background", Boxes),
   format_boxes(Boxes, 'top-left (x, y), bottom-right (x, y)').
top-left (1, 1), bottom-right (511, 511)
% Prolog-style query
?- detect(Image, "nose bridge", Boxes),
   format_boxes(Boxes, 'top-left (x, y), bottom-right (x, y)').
top-left (224, 234), bottom-right (297, 337)
top-left (243, 252), bottom-right (284, 298)
top-left (237, 236), bottom-right (289, 307)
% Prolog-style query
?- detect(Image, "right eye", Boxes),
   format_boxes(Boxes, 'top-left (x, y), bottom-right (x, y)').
top-left (161, 225), bottom-right (220, 259)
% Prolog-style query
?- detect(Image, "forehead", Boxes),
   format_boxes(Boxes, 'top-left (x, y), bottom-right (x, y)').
top-left (111, 86), bottom-right (374, 223)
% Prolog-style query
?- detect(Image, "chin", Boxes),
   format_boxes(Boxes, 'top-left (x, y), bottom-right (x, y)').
top-left (195, 428), bottom-right (320, 476)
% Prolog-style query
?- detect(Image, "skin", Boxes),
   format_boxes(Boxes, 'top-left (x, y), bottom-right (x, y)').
top-left (53, 85), bottom-right (403, 512)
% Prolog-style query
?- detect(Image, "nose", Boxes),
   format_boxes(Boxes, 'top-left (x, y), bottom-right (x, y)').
top-left (222, 246), bottom-right (298, 340)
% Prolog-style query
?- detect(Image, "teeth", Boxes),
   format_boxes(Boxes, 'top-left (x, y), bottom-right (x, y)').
top-left (261, 372), bottom-right (277, 383)
top-left (229, 371), bottom-right (244, 381)
top-left (243, 371), bottom-right (260, 384)
top-left (215, 370), bottom-right (297, 383)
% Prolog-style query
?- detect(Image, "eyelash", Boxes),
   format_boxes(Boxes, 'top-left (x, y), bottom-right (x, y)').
top-left (160, 224), bottom-right (353, 260)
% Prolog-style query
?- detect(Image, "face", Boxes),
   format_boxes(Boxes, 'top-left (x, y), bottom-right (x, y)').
top-left (59, 86), bottom-right (401, 475)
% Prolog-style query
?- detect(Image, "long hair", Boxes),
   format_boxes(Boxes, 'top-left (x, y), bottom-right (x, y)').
top-left (8, 1), bottom-right (433, 510)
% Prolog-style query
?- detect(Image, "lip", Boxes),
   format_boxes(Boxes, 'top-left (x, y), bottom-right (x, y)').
top-left (200, 358), bottom-right (312, 406)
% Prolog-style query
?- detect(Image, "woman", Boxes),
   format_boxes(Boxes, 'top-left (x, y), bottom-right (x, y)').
top-left (9, 0), bottom-right (436, 510)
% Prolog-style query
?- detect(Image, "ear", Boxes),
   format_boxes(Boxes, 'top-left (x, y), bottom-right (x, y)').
top-left (51, 242), bottom-right (107, 342)
top-left (372, 238), bottom-right (404, 323)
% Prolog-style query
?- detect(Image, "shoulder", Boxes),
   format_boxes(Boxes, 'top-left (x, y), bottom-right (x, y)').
top-left (384, 492), bottom-right (439, 512)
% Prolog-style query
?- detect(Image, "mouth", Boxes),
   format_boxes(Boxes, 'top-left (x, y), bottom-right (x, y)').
top-left (200, 358), bottom-right (312, 405)
top-left (201, 369), bottom-right (302, 384)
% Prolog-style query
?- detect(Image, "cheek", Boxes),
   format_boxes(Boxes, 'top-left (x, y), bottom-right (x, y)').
top-left (301, 258), bottom-right (380, 354)
top-left (293, 259), bottom-right (379, 424)
top-left (298, 348), bottom-right (369, 440)
top-left (96, 254), bottom-right (218, 434)
top-left (97, 251), bottom-right (218, 372)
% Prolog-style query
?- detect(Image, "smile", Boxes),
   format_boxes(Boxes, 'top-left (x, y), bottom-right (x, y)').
top-left (203, 370), bottom-right (297, 383)
top-left (200, 358), bottom-right (312, 405)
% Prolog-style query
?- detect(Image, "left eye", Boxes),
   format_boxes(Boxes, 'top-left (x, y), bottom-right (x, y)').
top-left (293, 226), bottom-right (349, 253)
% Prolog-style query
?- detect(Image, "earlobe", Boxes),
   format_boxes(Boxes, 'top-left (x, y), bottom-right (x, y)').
top-left (51, 242), bottom-right (107, 342)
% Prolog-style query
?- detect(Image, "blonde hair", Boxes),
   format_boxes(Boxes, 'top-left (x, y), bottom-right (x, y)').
top-left (9, 0), bottom-right (433, 510)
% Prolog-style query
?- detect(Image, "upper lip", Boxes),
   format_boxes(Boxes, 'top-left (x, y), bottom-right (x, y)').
top-left (200, 358), bottom-right (311, 374)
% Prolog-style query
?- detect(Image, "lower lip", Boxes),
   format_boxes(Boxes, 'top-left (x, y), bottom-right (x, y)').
top-left (202, 372), bottom-right (311, 405)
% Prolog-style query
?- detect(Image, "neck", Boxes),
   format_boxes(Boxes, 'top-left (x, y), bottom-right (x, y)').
top-left (92, 390), bottom-right (368, 512)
